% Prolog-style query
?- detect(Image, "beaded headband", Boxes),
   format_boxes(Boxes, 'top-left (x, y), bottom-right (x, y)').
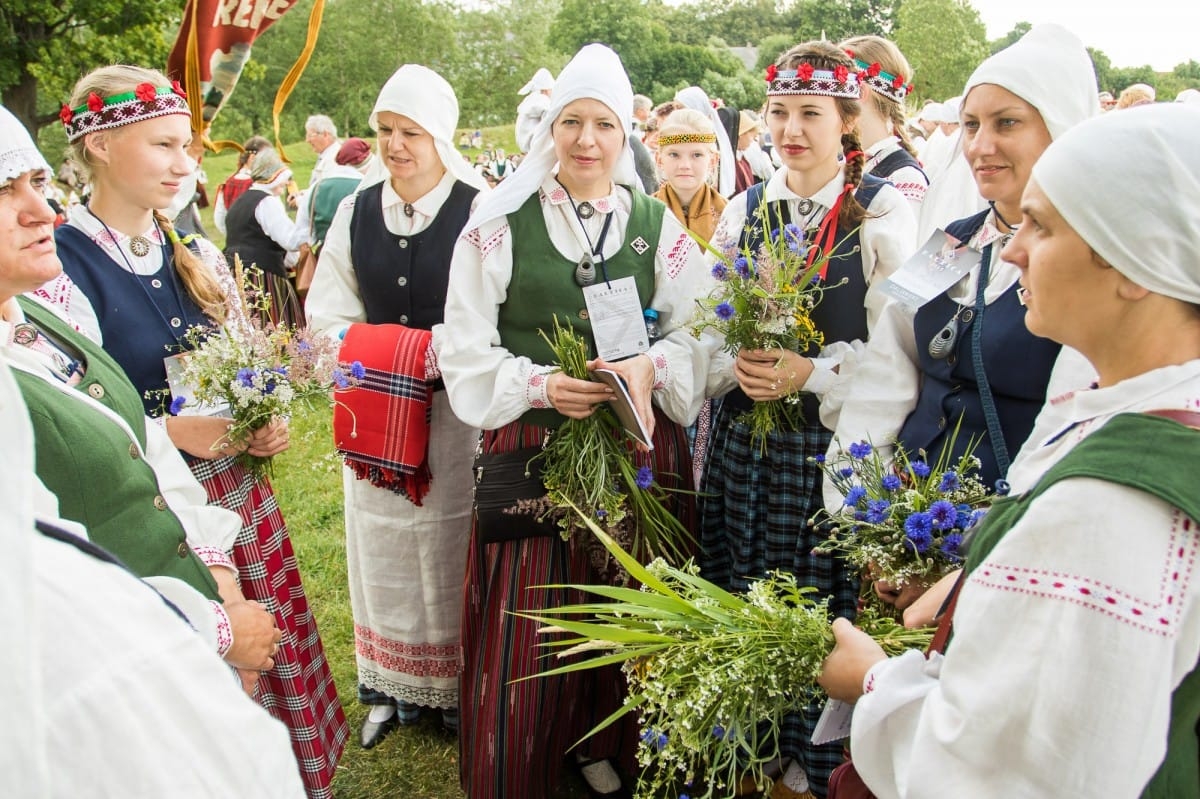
top-left (765, 63), bottom-right (859, 99)
top-left (60, 82), bottom-right (190, 144)
top-left (656, 133), bottom-right (717, 146)
top-left (846, 54), bottom-right (913, 103)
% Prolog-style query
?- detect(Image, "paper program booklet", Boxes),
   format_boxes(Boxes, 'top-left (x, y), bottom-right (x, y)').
top-left (590, 368), bottom-right (654, 450)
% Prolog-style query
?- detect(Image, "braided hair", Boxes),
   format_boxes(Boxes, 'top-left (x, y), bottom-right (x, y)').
top-left (840, 35), bottom-right (920, 159)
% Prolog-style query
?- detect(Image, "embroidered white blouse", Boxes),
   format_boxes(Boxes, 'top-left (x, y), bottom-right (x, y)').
top-left (865, 136), bottom-right (928, 219)
top-left (849, 360), bottom-right (1200, 798)
top-left (433, 176), bottom-right (721, 431)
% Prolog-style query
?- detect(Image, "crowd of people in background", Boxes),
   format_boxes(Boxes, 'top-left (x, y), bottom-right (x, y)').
top-left (5, 20), bottom-right (1200, 799)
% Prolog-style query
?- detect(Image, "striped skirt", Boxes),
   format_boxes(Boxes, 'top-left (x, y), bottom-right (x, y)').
top-left (188, 455), bottom-right (348, 799)
top-left (697, 403), bottom-right (858, 799)
top-left (459, 410), bottom-right (694, 799)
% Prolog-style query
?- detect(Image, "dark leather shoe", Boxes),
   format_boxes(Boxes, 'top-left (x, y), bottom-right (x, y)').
top-left (360, 712), bottom-right (399, 749)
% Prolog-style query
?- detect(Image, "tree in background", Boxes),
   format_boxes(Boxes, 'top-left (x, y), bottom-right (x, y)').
top-left (894, 0), bottom-right (988, 101)
top-left (785, 0), bottom-right (895, 42)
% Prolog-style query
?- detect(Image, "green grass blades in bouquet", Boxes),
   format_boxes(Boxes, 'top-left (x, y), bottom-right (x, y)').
top-left (530, 316), bottom-right (692, 566)
top-left (516, 515), bottom-right (932, 799)
top-left (170, 260), bottom-right (361, 478)
top-left (689, 202), bottom-right (854, 452)
top-left (811, 425), bottom-right (991, 590)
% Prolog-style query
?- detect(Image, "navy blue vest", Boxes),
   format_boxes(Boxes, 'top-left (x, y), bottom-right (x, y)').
top-left (872, 147), bottom-right (929, 184)
top-left (224, 190), bottom-right (287, 277)
top-left (897, 209), bottom-right (1061, 487)
top-left (55, 225), bottom-right (211, 416)
top-left (349, 180), bottom-right (478, 329)
top-left (723, 176), bottom-right (886, 425)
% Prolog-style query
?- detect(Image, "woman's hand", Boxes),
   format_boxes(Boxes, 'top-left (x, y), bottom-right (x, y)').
top-left (735, 348), bottom-right (814, 401)
top-left (165, 415), bottom-right (246, 459)
top-left (546, 372), bottom-right (613, 419)
top-left (245, 417), bottom-right (290, 458)
top-left (818, 617), bottom-right (888, 704)
top-left (873, 574), bottom-right (932, 612)
top-left (901, 569), bottom-right (962, 629)
top-left (588, 354), bottom-right (657, 451)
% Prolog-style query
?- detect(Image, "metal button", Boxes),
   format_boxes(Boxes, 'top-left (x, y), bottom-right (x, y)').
top-left (946, 354), bottom-right (957, 367)
top-left (398, 239), bottom-right (409, 249)
top-left (154, 495), bottom-right (168, 511)
top-left (397, 276), bottom-right (408, 287)
top-left (129, 443), bottom-right (140, 459)
top-left (961, 308), bottom-right (974, 324)
top-left (87, 383), bottom-right (105, 399)
top-left (170, 317), bottom-right (181, 328)
top-left (578, 309), bottom-right (589, 321)
top-left (177, 542), bottom-right (189, 558)
top-left (151, 279), bottom-right (163, 288)
top-left (399, 314), bottom-right (409, 324)
top-left (938, 416), bottom-right (947, 430)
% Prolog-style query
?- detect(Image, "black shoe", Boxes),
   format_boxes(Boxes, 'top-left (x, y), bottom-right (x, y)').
top-left (360, 712), bottom-right (399, 749)
top-left (573, 756), bottom-right (632, 799)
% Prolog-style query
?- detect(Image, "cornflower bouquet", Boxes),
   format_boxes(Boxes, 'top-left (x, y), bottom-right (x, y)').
top-left (812, 434), bottom-right (990, 588)
top-left (521, 317), bottom-right (691, 567)
top-left (691, 209), bottom-right (847, 450)
top-left (169, 263), bottom-right (362, 477)
top-left (520, 522), bottom-right (932, 799)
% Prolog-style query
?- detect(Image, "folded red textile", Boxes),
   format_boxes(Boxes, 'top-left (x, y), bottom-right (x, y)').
top-left (333, 322), bottom-right (432, 505)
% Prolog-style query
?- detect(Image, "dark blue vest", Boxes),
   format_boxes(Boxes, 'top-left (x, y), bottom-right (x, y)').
top-left (224, 190), bottom-right (287, 277)
top-left (872, 147), bottom-right (929, 185)
top-left (897, 209), bottom-right (1061, 486)
top-left (55, 225), bottom-right (211, 416)
top-left (723, 176), bottom-right (887, 425)
top-left (349, 180), bottom-right (478, 329)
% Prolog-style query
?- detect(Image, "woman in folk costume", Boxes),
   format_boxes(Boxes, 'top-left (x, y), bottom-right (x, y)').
top-left (306, 64), bottom-right (488, 748)
top-left (698, 41), bottom-right (917, 799)
top-left (827, 26), bottom-right (1101, 612)
top-left (42, 66), bottom-right (346, 799)
top-left (840, 35), bottom-right (928, 218)
top-left (821, 101), bottom-right (1200, 799)
top-left (676, 85), bottom-right (738, 198)
top-left (434, 43), bottom-right (718, 799)
top-left (516, 67), bottom-right (555, 154)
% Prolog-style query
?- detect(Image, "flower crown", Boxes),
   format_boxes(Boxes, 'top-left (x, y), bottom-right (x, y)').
top-left (60, 82), bottom-right (190, 144)
top-left (845, 52), bottom-right (913, 103)
top-left (656, 133), bottom-right (717, 146)
top-left (765, 63), bottom-right (860, 99)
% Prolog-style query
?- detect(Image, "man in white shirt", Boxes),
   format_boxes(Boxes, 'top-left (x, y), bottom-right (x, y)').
top-left (304, 114), bottom-right (341, 190)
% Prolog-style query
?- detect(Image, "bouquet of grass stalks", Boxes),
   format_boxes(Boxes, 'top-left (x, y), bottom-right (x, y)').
top-left (518, 518), bottom-right (933, 799)
top-left (812, 426), bottom-right (991, 590)
top-left (690, 204), bottom-right (853, 451)
top-left (522, 316), bottom-right (691, 566)
top-left (167, 261), bottom-right (361, 478)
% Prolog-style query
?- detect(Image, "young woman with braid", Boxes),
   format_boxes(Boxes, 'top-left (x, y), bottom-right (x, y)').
top-left (698, 41), bottom-right (916, 799)
top-left (840, 35), bottom-right (928, 218)
top-left (39, 65), bottom-right (347, 799)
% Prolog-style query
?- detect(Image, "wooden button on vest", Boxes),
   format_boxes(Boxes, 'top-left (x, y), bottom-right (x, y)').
top-left (88, 383), bottom-right (105, 399)
top-left (129, 442), bottom-right (140, 459)
top-left (153, 495), bottom-right (168, 511)
top-left (177, 542), bottom-right (189, 558)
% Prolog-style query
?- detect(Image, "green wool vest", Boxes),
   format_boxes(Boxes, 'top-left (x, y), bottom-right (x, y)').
top-left (14, 297), bottom-right (220, 601)
top-left (964, 413), bottom-right (1200, 798)
top-left (497, 187), bottom-right (664, 428)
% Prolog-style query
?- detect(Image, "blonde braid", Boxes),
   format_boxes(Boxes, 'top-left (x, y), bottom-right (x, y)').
top-left (153, 210), bottom-right (228, 323)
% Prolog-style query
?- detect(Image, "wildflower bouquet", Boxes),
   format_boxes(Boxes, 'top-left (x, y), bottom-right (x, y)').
top-left (812, 434), bottom-right (990, 589)
top-left (168, 263), bottom-right (361, 477)
top-left (691, 208), bottom-right (846, 449)
top-left (520, 521), bottom-right (932, 799)
top-left (521, 317), bottom-right (691, 566)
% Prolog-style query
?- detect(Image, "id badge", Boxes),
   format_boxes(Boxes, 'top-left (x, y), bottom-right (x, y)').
top-left (583, 275), bottom-right (649, 361)
top-left (879, 229), bottom-right (982, 309)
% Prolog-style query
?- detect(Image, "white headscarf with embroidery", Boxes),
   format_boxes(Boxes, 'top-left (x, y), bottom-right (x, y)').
top-left (0, 105), bottom-right (51, 184)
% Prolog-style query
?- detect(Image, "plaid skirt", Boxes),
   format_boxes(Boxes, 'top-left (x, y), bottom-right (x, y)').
top-left (188, 455), bottom-right (348, 799)
top-left (697, 402), bottom-right (858, 799)
top-left (459, 411), bottom-right (695, 799)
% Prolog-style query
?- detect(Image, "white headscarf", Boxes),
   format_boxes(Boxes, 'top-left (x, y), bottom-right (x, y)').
top-left (1033, 104), bottom-right (1200, 305)
top-left (465, 43), bottom-right (636, 233)
top-left (1176, 88), bottom-right (1200, 106)
top-left (963, 24), bottom-right (1099, 140)
top-left (0, 105), bottom-right (51, 184)
top-left (359, 64), bottom-right (489, 193)
top-left (519, 68), bottom-right (555, 96)
top-left (675, 86), bottom-right (735, 197)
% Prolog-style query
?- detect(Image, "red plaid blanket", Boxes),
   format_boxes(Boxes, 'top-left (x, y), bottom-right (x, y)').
top-left (333, 323), bottom-right (433, 505)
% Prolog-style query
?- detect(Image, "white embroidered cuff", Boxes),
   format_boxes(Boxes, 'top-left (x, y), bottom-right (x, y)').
top-left (191, 545), bottom-right (236, 573)
top-left (648, 351), bottom-right (670, 391)
top-left (526, 366), bottom-right (554, 410)
top-left (211, 601), bottom-right (234, 657)
top-left (424, 341), bottom-right (441, 382)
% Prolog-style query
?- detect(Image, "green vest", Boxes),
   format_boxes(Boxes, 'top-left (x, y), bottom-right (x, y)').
top-left (965, 413), bottom-right (1200, 798)
top-left (310, 175), bottom-right (360, 249)
top-left (497, 188), bottom-right (664, 428)
top-left (14, 297), bottom-right (220, 600)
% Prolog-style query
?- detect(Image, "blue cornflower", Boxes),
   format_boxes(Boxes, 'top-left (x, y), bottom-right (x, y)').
top-left (733, 256), bottom-right (753, 278)
top-left (844, 485), bottom-right (867, 507)
top-left (715, 301), bottom-right (735, 320)
top-left (712, 725), bottom-right (726, 739)
top-left (839, 467), bottom-right (854, 479)
top-left (938, 471), bottom-right (961, 493)
top-left (854, 510), bottom-right (868, 522)
top-left (955, 506), bottom-right (973, 529)
top-left (169, 395), bottom-right (187, 416)
top-left (262, 374), bottom-right (278, 395)
top-left (969, 508), bottom-right (988, 527)
top-left (635, 466), bottom-right (654, 489)
top-left (783, 223), bottom-right (804, 252)
top-left (929, 499), bottom-right (957, 530)
top-left (236, 367), bottom-right (255, 387)
top-left (940, 532), bottom-right (965, 561)
top-left (881, 474), bottom-right (902, 492)
top-left (904, 512), bottom-right (933, 552)
top-left (910, 460), bottom-right (931, 479)
top-left (350, 360), bottom-right (367, 380)
top-left (866, 498), bottom-right (891, 524)
top-left (814, 453), bottom-right (825, 463)
top-left (848, 441), bottom-right (873, 459)
top-left (640, 729), bottom-right (668, 751)
top-left (332, 368), bottom-right (350, 389)
top-left (711, 262), bottom-right (729, 280)
top-left (297, 340), bottom-right (312, 352)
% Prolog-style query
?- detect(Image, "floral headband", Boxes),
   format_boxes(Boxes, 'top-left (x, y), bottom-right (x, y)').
top-left (765, 63), bottom-right (859, 99)
top-left (60, 82), bottom-right (190, 144)
top-left (846, 53), bottom-right (913, 103)
top-left (656, 133), bottom-right (717, 146)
